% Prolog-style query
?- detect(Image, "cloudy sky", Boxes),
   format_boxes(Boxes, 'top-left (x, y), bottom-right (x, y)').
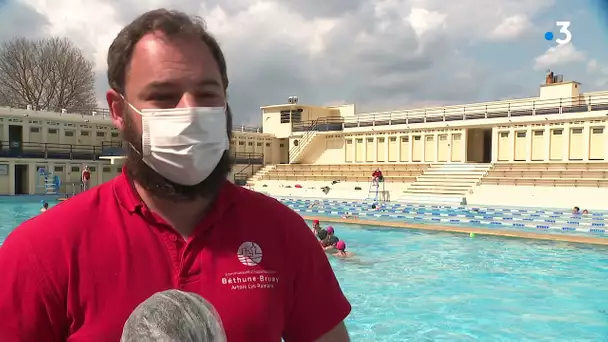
top-left (1, 0), bottom-right (607, 126)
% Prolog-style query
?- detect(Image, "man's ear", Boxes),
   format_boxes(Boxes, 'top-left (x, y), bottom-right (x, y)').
top-left (107, 89), bottom-right (126, 130)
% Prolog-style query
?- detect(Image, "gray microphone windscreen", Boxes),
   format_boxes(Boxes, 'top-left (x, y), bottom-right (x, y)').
top-left (121, 290), bottom-right (227, 342)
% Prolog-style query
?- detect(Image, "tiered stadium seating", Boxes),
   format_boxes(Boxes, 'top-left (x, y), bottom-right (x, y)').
top-left (482, 163), bottom-right (608, 187)
top-left (259, 163), bottom-right (430, 183)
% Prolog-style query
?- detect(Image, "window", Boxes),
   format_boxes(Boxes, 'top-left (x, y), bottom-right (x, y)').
top-left (500, 132), bottom-right (509, 138)
top-left (80, 131), bottom-right (90, 136)
top-left (257, 142), bottom-right (262, 146)
top-left (291, 109), bottom-right (302, 123)
top-left (592, 128), bottom-right (604, 134)
top-left (279, 143), bottom-right (285, 147)
top-left (366, 138), bottom-right (373, 142)
top-left (401, 137), bottom-right (409, 142)
top-left (516, 132), bottom-right (526, 138)
top-left (103, 167), bottom-right (112, 172)
top-left (238, 141), bottom-right (245, 146)
top-left (96, 132), bottom-right (106, 137)
top-left (533, 130), bottom-right (543, 136)
top-left (389, 137), bottom-right (397, 142)
top-left (247, 142), bottom-right (253, 146)
top-left (111, 132), bottom-right (119, 138)
top-left (71, 166), bottom-right (80, 172)
top-left (265, 143), bottom-right (271, 147)
top-left (64, 131), bottom-right (74, 137)
top-left (30, 127), bottom-right (40, 133)
top-left (552, 129), bottom-right (563, 135)
top-left (89, 166), bottom-right (96, 172)
top-left (48, 128), bottom-right (58, 134)
top-left (378, 137), bottom-right (385, 142)
top-left (571, 128), bottom-right (583, 134)
top-left (280, 111), bottom-right (290, 123)
top-left (54, 166), bottom-right (64, 172)
top-left (414, 136), bottom-right (421, 140)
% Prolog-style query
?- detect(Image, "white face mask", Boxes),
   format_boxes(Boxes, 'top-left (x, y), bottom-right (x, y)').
top-left (126, 103), bottom-right (229, 186)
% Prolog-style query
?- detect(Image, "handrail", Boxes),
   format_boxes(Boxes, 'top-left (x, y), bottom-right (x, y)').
top-left (0, 104), bottom-right (262, 132)
top-left (352, 92), bottom-right (608, 121)
top-left (293, 93), bottom-right (608, 132)
top-left (289, 118), bottom-right (320, 162)
top-left (0, 140), bottom-right (123, 152)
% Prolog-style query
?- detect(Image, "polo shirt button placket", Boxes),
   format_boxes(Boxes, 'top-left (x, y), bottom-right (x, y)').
top-left (164, 233), bottom-right (181, 279)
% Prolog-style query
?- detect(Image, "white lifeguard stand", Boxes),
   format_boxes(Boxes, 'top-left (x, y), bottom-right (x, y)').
top-left (367, 178), bottom-right (389, 202)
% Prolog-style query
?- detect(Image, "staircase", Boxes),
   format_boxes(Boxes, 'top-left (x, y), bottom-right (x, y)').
top-left (399, 163), bottom-right (492, 205)
top-left (246, 164), bottom-right (277, 186)
top-left (44, 173), bottom-right (57, 195)
top-left (289, 131), bottom-right (319, 164)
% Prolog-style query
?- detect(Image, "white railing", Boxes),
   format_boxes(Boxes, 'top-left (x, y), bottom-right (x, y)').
top-left (289, 121), bottom-right (319, 163)
top-left (347, 92), bottom-right (608, 124)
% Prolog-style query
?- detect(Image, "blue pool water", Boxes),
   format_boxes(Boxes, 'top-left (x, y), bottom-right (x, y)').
top-left (1, 197), bottom-right (607, 341)
top-left (325, 222), bottom-right (608, 341)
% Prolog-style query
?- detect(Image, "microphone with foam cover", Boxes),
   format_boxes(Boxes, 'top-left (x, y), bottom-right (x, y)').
top-left (121, 290), bottom-right (226, 342)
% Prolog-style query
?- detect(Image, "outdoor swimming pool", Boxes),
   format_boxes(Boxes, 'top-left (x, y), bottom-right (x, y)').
top-left (1, 197), bottom-right (607, 341)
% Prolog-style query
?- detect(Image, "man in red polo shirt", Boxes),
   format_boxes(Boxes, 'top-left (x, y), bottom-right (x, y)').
top-left (0, 9), bottom-right (351, 342)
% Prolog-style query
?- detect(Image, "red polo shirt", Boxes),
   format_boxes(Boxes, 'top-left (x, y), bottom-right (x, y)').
top-left (0, 171), bottom-right (351, 342)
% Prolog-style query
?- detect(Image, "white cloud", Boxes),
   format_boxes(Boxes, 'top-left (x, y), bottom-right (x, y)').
top-left (405, 8), bottom-right (447, 38)
top-left (533, 44), bottom-right (586, 70)
top-left (489, 15), bottom-right (532, 40)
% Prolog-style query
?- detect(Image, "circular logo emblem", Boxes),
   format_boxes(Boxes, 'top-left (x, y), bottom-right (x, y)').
top-left (237, 242), bottom-right (263, 266)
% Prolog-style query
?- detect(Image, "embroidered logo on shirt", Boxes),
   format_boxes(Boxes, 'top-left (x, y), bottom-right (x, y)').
top-left (237, 241), bottom-right (263, 266)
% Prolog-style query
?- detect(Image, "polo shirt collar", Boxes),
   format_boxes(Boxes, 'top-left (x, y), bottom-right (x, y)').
top-left (113, 167), bottom-right (240, 215)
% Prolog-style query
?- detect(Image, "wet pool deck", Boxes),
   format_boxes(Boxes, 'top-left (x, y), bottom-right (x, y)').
top-left (302, 215), bottom-right (608, 247)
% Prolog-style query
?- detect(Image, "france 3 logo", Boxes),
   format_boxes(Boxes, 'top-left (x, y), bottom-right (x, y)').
top-left (544, 21), bottom-right (572, 46)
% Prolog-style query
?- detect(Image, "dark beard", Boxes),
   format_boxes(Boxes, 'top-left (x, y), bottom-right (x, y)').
top-left (121, 106), bottom-right (234, 202)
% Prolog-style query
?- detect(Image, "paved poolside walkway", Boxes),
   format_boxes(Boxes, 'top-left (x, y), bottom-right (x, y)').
top-left (302, 215), bottom-right (608, 246)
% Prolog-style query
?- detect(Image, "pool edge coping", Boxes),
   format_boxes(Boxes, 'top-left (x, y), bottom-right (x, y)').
top-left (301, 215), bottom-right (608, 247)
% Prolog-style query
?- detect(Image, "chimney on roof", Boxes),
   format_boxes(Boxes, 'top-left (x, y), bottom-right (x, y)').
top-left (545, 70), bottom-right (554, 84)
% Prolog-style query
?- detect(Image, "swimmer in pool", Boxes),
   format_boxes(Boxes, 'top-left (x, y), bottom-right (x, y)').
top-left (311, 219), bottom-right (321, 235)
top-left (333, 241), bottom-right (353, 259)
top-left (370, 203), bottom-right (381, 211)
top-left (323, 227), bottom-right (340, 250)
top-left (572, 206), bottom-right (581, 214)
top-left (317, 229), bottom-right (330, 247)
top-left (342, 212), bottom-right (358, 219)
top-left (308, 200), bottom-right (323, 209)
top-left (40, 202), bottom-right (49, 213)
top-left (582, 209), bottom-right (589, 214)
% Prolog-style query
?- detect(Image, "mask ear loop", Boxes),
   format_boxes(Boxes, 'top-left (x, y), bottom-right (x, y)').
top-left (119, 94), bottom-right (145, 156)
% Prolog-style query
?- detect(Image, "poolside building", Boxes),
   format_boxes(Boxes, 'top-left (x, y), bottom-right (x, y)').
top-left (0, 76), bottom-right (607, 209)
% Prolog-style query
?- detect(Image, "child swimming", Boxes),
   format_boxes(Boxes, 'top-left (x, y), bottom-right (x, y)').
top-left (333, 241), bottom-right (353, 259)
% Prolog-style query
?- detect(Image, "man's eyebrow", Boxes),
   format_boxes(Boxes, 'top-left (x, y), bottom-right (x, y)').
top-left (141, 79), bottom-right (222, 92)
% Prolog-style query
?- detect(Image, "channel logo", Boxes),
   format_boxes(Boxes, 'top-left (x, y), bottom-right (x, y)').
top-left (544, 21), bottom-right (572, 45)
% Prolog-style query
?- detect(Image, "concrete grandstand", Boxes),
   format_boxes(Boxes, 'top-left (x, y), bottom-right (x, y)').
top-left (245, 76), bottom-right (608, 211)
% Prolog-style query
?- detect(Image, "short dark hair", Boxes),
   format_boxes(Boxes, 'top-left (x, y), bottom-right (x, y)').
top-left (107, 9), bottom-right (229, 94)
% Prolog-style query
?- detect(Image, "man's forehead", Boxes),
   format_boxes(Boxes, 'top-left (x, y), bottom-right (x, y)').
top-left (130, 31), bottom-right (210, 66)
top-left (126, 31), bottom-right (222, 94)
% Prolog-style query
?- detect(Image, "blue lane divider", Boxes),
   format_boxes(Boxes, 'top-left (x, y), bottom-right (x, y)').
top-left (277, 197), bottom-right (606, 217)
top-left (276, 197), bottom-right (607, 236)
